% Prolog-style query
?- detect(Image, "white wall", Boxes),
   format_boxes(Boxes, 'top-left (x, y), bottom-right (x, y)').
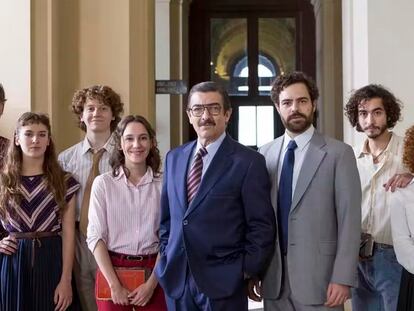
top-left (0, 0), bottom-right (31, 139)
top-left (367, 0), bottom-right (414, 136)
top-left (343, 0), bottom-right (414, 147)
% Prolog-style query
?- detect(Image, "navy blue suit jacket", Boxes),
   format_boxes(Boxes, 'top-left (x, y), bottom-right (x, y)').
top-left (155, 135), bottom-right (276, 299)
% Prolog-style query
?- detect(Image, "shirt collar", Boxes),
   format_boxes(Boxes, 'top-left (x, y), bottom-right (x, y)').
top-left (115, 166), bottom-right (156, 187)
top-left (81, 134), bottom-right (115, 155)
top-left (357, 131), bottom-right (395, 159)
top-left (282, 125), bottom-right (314, 151)
top-left (195, 132), bottom-right (226, 158)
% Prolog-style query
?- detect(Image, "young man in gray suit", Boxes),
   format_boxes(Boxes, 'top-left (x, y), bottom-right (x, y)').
top-left (249, 71), bottom-right (361, 311)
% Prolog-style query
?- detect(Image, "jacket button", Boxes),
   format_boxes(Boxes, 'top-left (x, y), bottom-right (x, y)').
top-left (183, 220), bottom-right (188, 225)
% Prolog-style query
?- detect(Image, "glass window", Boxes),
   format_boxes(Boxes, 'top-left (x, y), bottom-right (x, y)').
top-left (238, 106), bottom-right (256, 146)
top-left (258, 18), bottom-right (296, 96)
top-left (238, 105), bottom-right (274, 147)
top-left (210, 18), bottom-right (248, 96)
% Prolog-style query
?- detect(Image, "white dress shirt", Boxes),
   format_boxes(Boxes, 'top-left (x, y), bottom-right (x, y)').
top-left (390, 184), bottom-right (414, 273)
top-left (86, 167), bottom-right (161, 255)
top-left (58, 135), bottom-right (115, 220)
top-left (278, 125), bottom-right (314, 196)
top-left (355, 132), bottom-right (408, 245)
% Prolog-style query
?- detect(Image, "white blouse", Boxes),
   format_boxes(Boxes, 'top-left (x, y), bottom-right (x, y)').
top-left (390, 183), bottom-right (414, 273)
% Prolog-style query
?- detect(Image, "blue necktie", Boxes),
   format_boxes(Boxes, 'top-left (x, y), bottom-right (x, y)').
top-left (278, 139), bottom-right (297, 254)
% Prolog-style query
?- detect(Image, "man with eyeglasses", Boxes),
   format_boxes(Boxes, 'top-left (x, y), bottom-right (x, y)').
top-left (155, 81), bottom-right (276, 310)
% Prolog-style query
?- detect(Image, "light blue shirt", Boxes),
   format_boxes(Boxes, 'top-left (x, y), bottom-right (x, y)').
top-left (188, 132), bottom-right (226, 178)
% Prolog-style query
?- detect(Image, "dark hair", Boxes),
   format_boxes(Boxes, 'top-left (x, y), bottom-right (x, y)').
top-left (403, 125), bottom-right (414, 173)
top-left (71, 85), bottom-right (124, 132)
top-left (0, 112), bottom-right (68, 219)
top-left (345, 84), bottom-right (402, 132)
top-left (0, 83), bottom-right (6, 103)
top-left (110, 115), bottom-right (161, 178)
top-left (270, 71), bottom-right (319, 105)
top-left (187, 81), bottom-right (232, 111)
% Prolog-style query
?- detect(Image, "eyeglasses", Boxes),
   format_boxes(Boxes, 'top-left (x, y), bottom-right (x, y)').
top-left (187, 104), bottom-right (222, 117)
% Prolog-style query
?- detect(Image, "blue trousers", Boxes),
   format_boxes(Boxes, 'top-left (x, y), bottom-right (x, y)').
top-left (164, 269), bottom-right (247, 311)
top-left (351, 246), bottom-right (402, 311)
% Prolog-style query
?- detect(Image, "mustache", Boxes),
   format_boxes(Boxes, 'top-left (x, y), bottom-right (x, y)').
top-left (198, 119), bottom-right (216, 126)
top-left (363, 126), bottom-right (380, 131)
top-left (287, 113), bottom-right (307, 121)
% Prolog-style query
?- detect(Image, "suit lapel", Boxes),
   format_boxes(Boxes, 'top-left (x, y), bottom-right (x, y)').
top-left (175, 141), bottom-right (196, 211)
top-left (268, 137), bottom-right (284, 187)
top-left (265, 137), bottom-right (284, 210)
top-left (185, 135), bottom-right (234, 216)
top-left (291, 132), bottom-right (326, 212)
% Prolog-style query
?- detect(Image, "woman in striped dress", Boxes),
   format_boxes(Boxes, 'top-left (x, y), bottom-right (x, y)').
top-left (0, 112), bottom-right (80, 311)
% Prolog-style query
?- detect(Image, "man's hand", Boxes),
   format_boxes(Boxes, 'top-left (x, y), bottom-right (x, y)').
top-left (247, 278), bottom-right (262, 302)
top-left (383, 173), bottom-right (413, 192)
top-left (324, 283), bottom-right (350, 307)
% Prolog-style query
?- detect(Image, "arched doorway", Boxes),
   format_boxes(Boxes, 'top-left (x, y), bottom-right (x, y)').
top-left (189, 0), bottom-right (316, 149)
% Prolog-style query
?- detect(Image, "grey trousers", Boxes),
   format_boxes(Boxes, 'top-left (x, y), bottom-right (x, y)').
top-left (73, 230), bottom-right (98, 311)
top-left (264, 257), bottom-right (344, 311)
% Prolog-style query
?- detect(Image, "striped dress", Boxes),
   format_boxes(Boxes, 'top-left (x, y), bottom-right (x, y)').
top-left (0, 174), bottom-right (80, 311)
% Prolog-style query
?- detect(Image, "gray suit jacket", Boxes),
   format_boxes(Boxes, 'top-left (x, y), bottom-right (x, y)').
top-left (259, 131), bottom-right (361, 305)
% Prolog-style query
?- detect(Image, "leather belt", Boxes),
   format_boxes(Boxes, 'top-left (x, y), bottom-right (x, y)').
top-left (10, 231), bottom-right (60, 239)
top-left (374, 242), bottom-right (393, 249)
top-left (108, 251), bottom-right (157, 261)
top-left (9, 231), bottom-right (60, 267)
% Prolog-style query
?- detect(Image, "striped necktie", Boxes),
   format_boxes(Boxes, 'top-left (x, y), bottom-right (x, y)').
top-left (187, 147), bottom-right (208, 203)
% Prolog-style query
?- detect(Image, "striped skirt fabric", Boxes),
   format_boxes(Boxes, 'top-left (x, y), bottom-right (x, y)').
top-left (0, 235), bottom-right (79, 311)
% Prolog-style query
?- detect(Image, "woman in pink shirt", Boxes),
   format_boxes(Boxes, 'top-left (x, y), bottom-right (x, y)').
top-left (87, 115), bottom-right (166, 311)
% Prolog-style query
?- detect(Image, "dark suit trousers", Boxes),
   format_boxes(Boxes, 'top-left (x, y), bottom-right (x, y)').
top-left (164, 267), bottom-right (247, 311)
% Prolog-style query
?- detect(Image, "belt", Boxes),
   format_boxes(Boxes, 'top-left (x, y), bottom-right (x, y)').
top-left (108, 251), bottom-right (158, 261)
top-left (9, 231), bottom-right (60, 267)
top-left (374, 242), bottom-right (393, 249)
top-left (10, 231), bottom-right (60, 239)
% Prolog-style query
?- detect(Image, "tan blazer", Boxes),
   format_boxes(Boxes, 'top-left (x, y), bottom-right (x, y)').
top-left (259, 131), bottom-right (361, 305)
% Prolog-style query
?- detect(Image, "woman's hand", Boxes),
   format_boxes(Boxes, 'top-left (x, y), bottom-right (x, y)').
top-left (0, 235), bottom-right (18, 255)
top-left (128, 281), bottom-right (157, 306)
top-left (54, 279), bottom-right (73, 311)
top-left (111, 284), bottom-right (130, 305)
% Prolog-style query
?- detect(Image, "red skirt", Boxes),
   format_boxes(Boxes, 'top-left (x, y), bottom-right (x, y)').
top-left (96, 251), bottom-right (167, 311)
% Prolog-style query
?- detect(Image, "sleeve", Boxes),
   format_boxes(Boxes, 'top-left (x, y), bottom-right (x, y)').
top-left (58, 150), bottom-right (68, 171)
top-left (391, 190), bottom-right (414, 273)
top-left (330, 145), bottom-right (362, 287)
top-left (241, 153), bottom-right (276, 277)
top-left (65, 174), bottom-right (80, 203)
top-left (86, 176), bottom-right (109, 253)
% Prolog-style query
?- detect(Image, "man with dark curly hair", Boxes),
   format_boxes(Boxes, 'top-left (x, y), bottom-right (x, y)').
top-left (251, 71), bottom-right (361, 311)
top-left (58, 85), bottom-right (124, 311)
top-left (345, 84), bottom-right (413, 311)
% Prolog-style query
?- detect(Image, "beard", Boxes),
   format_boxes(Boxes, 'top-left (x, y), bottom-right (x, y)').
top-left (363, 123), bottom-right (388, 139)
top-left (281, 112), bottom-right (314, 134)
